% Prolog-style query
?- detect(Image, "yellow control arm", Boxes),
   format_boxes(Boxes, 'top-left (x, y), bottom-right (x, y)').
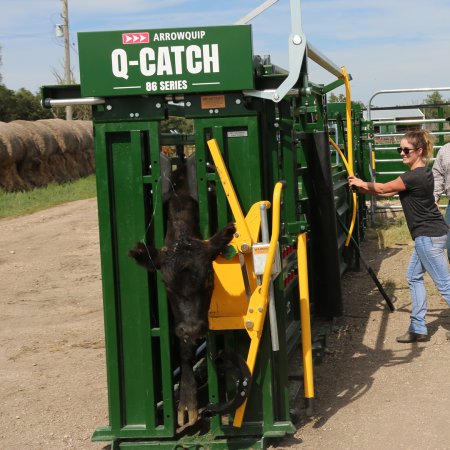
top-left (339, 67), bottom-right (357, 248)
top-left (233, 181), bottom-right (284, 427)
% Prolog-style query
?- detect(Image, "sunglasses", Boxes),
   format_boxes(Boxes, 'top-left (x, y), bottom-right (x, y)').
top-left (397, 147), bottom-right (417, 155)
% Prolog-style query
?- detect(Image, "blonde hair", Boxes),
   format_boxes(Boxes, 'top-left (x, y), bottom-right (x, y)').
top-left (403, 129), bottom-right (434, 163)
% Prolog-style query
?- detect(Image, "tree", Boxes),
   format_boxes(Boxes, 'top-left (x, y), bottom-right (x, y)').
top-left (328, 92), bottom-right (365, 108)
top-left (422, 91), bottom-right (450, 120)
top-left (14, 88), bottom-right (53, 121)
top-left (328, 92), bottom-right (345, 103)
top-left (160, 116), bottom-right (193, 134)
top-left (0, 85), bottom-right (17, 122)
top-left (0, 86), bottom-right (54, 123)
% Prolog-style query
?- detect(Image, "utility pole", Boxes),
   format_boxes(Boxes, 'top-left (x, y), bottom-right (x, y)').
top-left (62, 0), bottom-right (72, 120)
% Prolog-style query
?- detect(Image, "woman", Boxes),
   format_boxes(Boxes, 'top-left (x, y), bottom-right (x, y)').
top-left (349, 130), bottom-right (450, 343)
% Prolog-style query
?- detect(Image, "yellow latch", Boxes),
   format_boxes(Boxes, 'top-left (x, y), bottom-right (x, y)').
top-left (207, 138), bottom-right (285, 427)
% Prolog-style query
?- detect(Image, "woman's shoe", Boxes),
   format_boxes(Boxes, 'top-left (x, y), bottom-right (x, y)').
top-left (396, 331), bottom-right (427, 343)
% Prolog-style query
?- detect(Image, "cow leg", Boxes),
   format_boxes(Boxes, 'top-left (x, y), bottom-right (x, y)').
top-left (178, 338), bottom-right (198, 427)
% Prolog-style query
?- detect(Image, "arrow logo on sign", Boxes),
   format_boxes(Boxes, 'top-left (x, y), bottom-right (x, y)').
top-left (122, 32), bottom-right (150, 44)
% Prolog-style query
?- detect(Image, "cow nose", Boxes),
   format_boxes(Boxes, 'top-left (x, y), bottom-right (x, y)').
top-left (178, 323), bottom-right (206, 339)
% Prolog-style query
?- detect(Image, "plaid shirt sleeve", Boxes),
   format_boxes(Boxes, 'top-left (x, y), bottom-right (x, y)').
top-left (433, 143), bottom-right (450, 202)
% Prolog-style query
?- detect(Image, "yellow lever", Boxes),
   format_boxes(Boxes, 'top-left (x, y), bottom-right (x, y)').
top-left (339, 67), bottom-right (357, 248)
top-left (233, 181), bottom-right (284, 427)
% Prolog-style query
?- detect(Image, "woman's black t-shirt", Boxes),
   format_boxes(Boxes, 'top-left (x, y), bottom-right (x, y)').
top-left (399, 166), bottom-right (449, 240)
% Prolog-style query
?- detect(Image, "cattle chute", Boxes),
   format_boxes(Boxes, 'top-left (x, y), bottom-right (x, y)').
top-left (41, 0), bottom-right (370, 448)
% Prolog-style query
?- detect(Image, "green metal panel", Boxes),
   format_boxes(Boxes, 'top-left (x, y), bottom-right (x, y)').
top-left (78, 25), bottom-right (254, 97)
top-left (92, 121), bottom-right (176, 442)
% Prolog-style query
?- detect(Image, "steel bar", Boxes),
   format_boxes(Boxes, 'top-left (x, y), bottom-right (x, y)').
top-left (243, 88), bottom-right (309, 98)
top-left (44, 97), bottom-right (105, 107)
top-left (306, 42), bottom-right (343, 78)
top-left (372, 118), bottom-right (449, 125)
top-left (259, 204), bottom-right (279, 352)
top-left (366, 103), bottom-right (450, 112)
top-left (367, 87), bottom-right (450, 121)
top-left (374, 131), bottom-right (450, 138)
top-left (234, 0), bottom-right (279, 25)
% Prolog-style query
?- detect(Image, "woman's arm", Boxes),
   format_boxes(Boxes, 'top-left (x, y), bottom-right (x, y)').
top-left (348, 175), bottom-right (406, 194)
top-left (356, 185), bottom-right (399, 198)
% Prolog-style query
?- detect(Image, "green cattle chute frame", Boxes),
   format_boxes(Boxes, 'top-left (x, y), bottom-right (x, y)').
top-left (41, 6), bottom-right (371, 449)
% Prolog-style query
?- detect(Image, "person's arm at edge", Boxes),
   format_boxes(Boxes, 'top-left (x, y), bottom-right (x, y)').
top-left (432, 149), bottom-right (445, 203)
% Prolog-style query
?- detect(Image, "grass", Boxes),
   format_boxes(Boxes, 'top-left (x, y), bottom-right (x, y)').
top-left (0, 175), bottom-right (97, 219)
top-left (366, 216), bottom-right (412, 248)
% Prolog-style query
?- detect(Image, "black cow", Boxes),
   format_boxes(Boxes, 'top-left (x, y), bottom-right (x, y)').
top-left (128, 164), bottom-right (235, 427)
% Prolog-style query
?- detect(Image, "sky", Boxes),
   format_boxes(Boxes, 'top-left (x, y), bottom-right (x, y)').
top-left (1, 0), bottom-right (450, 107)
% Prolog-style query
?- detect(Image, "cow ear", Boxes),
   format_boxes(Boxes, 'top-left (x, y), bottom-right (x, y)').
top-left (128, 242), bottom-right (162, 271)
top-left (208, 222), bottom-right (236, 260)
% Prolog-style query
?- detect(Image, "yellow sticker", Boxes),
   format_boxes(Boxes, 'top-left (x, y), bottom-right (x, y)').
top-left (201, 95), bottom-right (226, 109)
top-left (253, 246), bottom-right (269, 255)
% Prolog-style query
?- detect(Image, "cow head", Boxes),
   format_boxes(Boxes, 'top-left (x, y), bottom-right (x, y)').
top-left (128, 222), bottom-right (236, 339)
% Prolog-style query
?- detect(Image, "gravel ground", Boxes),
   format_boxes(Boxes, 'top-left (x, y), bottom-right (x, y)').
top-left (1, 199), bottom-right (450, 449)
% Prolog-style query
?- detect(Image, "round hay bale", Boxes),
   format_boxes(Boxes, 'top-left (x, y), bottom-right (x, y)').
top-left (0, 122), bottom-right (27, 165)
top-left (68, 121), bottom-right (94, 151)
top-left (10, 121), bottom-right (41, 158)
top-left (37, 119), bottom-right (81, 153)
top-left (0, 122), bottom-right (9, 166)
top-left (17, 156), bottom-right (53, 188)
top-left (13, 120), bottom-right (59, 157)
top-left (0, 162), bottom-right (32, 191)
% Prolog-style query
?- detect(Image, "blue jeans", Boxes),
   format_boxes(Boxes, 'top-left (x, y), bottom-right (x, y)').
top-left (407, 233), bottom-right (450, 335)
top-left (445, 201), bottom-right (450, 262)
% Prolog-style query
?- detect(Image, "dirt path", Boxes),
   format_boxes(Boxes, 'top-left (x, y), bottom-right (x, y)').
top-left (1, 200), bottom-right (450, 449)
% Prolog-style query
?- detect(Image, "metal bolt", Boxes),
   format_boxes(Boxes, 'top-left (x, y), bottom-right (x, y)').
top-left (234, 232), bottom-right (239, 237)
top-left (241, 243), bottom-right (249, 252)
top-left (301, 225), bottom-right (305, 231)
top-left (208, 187), bottom-right (212, 192)
top-left (106, 105), bottom-right (112, 110)
top-left (206, 162), bottom-right (210, 166)
top-left (240, 391), bottom-right (246, 397)
top-left (130, 113), bottom-right (134, 117)
top-left (243, 380), bottom-right (248, 387)
top-left (273, 93), bottom-right (279, 101)
top-left (249, 308), bottom-right (253, 313)
top-left (258, 307), bottom-right (263, 312)
top-left (186, 101), bottom-right (192, 107)
top-left (149, 165), bottom-right (151, 169)
top-left (245, 320), bottom-right (254, 329)
top-left (292, 35), bottom-right (302, 45)
top-left (135, 113), bottom-right (140, 117)
top-left (274, 123), bottom-right (279, 128)
top-left (156, 103), bottom-right (161, 108)
top-left (214, 109), bottom-right (219, 114)
top-left (209, 109), bottom-right (214, 114)
top-left (235, 99), bottom-right (242, 105)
